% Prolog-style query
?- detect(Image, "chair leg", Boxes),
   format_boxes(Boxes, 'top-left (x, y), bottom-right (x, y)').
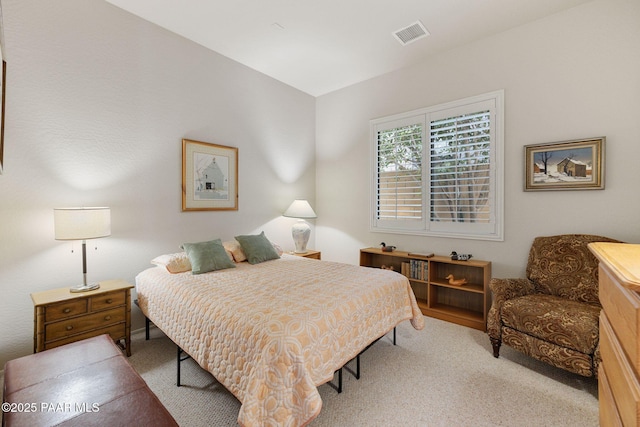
top-left (490, 337), bottom-right (501, 358)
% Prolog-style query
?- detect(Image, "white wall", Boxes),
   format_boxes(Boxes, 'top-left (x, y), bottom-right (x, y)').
top-left (0, 0), bottom-right (316, 366)
top-left (316, 0), bottom-right (640, 273)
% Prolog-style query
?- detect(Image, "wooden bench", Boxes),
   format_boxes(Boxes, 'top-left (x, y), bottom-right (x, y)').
top-left (2, 334), bottom-right (177, 426)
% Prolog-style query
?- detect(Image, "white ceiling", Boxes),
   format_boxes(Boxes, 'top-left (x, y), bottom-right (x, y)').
top-left (105, 0), bottom-right (592, 97)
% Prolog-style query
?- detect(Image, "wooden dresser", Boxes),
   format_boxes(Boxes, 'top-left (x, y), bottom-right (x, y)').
top-left (589, 242), bottom-right (640, 427)
top-left (31, 279), bottom-right (133, 356)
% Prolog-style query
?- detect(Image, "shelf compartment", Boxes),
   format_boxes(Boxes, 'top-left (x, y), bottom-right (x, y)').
top-left (429, 284), bottom-right (484, 314)
top-left (427, 303), bottom-right (484, 325)
top-left (409, 282), bottom-right (428, 306)
top-left (415, 298), bottom-right (428, 312)
top-left (429, 280), bottom-right (484, 293)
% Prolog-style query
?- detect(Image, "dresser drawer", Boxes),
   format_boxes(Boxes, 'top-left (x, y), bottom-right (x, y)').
top-left (44, 299), bottom-right (88, 322)
top-left (44, 324), bottom-right (127, 351)
top-left (599, 264), bottom-right (640, 372)
top-left (45, 307), bottom-right (125, 341)
top-left (600, 312), bottom-right (640, 427)
top-left (599, 364), bottom-right (624, 427)
top-left (90, 290), bottom-right (126, 311)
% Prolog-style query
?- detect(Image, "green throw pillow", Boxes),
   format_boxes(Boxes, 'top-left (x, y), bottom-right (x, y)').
top-left (181, 239), bottom-right (236, 274)
top-left (234, 232), bottom-right (280, 265)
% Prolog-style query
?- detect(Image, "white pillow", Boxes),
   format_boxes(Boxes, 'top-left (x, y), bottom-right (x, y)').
top-left (151, 252), bottom-right (191, 274)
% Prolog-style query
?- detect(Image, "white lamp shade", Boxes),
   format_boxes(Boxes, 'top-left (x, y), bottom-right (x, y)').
top-left (54, 207), bottom-right (111, 240)
top-left (283, 200), bottom-right (317, 219)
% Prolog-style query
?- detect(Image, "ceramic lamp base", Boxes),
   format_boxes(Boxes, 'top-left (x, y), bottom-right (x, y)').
top-left (292, 220), bottom-right (311, 254)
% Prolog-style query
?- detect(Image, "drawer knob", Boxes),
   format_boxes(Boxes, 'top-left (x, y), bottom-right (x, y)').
top-left (106, 299), bottom-right (113, 304)
top-left (63, 308), bottom-right (71, 314)
top-left (104, 315), bottom-right (112, 321)
top-left (66, 325), bottom-right (73, 331)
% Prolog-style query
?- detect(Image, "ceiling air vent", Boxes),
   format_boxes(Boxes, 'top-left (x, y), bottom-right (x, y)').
top-left (393, 20), bottom-right (429, 46)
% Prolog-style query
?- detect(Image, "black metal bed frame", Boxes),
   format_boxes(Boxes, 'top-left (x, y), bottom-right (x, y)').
top-left (136, 300), bottom-right (397, 393)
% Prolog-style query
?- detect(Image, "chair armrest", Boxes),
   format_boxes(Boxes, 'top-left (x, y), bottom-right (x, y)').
top-left (490, 278), bottom-right (536, 301)
top-left (487, 278), bottom-right (536, 340)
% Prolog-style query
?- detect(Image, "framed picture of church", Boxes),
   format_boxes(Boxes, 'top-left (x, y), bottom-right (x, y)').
top-left (524, 137), bottom-right (605, 191)
top-left (182, 139), bottom-right (238, 211)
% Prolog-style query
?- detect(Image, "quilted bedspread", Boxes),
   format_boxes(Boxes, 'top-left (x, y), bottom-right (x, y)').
top-left (135, 254), bottom-right (424, 426)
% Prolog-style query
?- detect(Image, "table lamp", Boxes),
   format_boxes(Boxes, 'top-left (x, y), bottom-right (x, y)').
top-left (283, 200), bottom-right (317, 254)
top-left (54, 207), bottom-right (111, 293)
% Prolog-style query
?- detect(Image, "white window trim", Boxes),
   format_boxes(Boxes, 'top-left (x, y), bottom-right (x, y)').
top-left (370, 90), bottom-right (504, 241)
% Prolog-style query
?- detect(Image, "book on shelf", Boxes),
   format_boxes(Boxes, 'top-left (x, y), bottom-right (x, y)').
top-left (401, 259), bottom-right (428, 281)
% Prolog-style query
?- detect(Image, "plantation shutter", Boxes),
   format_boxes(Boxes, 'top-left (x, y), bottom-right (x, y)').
top-left (429, 110), bottom-right (491, 223)
top-left (373, 117), bottom-right (426, 231)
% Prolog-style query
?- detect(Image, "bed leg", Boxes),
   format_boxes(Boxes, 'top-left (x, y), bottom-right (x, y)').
top-left (329, 368), bottom-right (343, 393)
top-left (393, 327), bottom-right (396, 345)
top-left (176, 346), bottom-right (192, 387)
top-left (177, 346), bottom-right (182, 387)
top-left (356, 354), bottom-right (360, 380)
top-left (134, 299), bottom-right (151, 341)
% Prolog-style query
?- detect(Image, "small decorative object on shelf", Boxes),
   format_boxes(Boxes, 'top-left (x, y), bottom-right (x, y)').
top-left (380, 264), bottom-right (395, 271)
top-left (445, 274), bottom-right (467, 286)
top-left (450, 251), bottom-right (472, 261)
top-left (380, 242), bottom-right (396, 252)
top-left (408, 252), bottom-right (434, 258)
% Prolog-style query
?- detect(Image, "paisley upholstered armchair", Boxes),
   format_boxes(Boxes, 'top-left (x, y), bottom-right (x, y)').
top-left (487, 234), bottom-right (621, 377)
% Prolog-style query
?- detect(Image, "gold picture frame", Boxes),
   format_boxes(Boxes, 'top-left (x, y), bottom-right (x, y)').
top-left (524, 137), bottom-right (605, 191)
top-left (182, 139), bottom-right (238, 211)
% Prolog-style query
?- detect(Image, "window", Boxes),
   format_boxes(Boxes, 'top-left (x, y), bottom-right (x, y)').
top-left (371, 90), bottom-right (504, 241)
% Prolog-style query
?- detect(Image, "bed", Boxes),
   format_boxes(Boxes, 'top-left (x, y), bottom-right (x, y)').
top-left (135, 247), bottom-right (424, 427)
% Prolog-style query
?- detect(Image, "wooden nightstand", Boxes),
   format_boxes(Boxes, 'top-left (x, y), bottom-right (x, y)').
top-left (31, 279), bottom-right (134, 356)
top-left (291, 250), bottom-right (321, 260)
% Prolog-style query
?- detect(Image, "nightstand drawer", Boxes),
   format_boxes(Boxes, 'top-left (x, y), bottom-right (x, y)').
top-left (45, 307), bottom-right (125, 341)
top-left (45, 324), bottom-right (127, 351)
top-left (91, 290), bottom-right (126, 311)
top-left (44, 299), bottom-right (88, 322)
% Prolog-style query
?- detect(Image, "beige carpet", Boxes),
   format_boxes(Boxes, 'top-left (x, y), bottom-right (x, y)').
top-left (128, 317), bottom-right (598, 427)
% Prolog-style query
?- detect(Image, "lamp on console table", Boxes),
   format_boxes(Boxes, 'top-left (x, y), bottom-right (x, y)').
top-left (54, 207), bottom-right (111, 293)
top-left (283, 200), bottom-right (317, 254)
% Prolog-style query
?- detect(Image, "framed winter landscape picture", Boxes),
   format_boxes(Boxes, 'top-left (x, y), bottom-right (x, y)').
top-left (524, 137), bottom-right (605, 191)
top-left (182, 139), bottom-right (238, 211)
